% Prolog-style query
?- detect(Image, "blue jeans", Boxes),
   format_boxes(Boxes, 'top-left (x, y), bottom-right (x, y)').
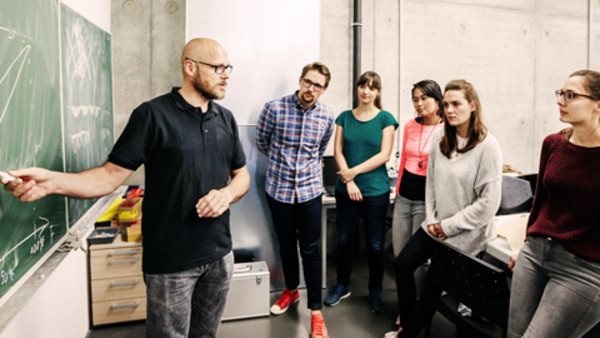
top-left (508, 236), bottom-right (600, 338)
top-left (391, 195), bottom-right (425, 257)
top-left (334, 191), bottom-right (389, 291)
top-left (144, 251), bottom-right (234, 338)
top-left (266, 194), bottom-right (323, 310)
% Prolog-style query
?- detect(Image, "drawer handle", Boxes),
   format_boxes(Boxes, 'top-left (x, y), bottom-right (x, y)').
top-left (108, 249), bottom-right (140, 256)
top-left (110, 302), bottom-right (140, 310)
top-left (109, 280), bottom-right (140, 288)
top-left (108, 258), bottom-right (139, 265)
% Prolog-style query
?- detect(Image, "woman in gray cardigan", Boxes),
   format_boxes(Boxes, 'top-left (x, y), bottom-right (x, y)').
top-left (385, 79), bottom-right (503, 338)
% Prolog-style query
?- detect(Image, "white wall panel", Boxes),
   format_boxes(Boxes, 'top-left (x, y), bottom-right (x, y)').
top-left (186, 0), bottom-right (320, 126)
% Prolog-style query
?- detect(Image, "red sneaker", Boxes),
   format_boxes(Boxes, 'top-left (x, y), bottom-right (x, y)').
top-left (270, 288), bottom-right (299, 315)
top-left (310, 312), bottom-right (329, 338)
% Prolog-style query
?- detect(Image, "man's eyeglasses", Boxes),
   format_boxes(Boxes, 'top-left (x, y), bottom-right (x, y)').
top-left (301, 78), bottom-right (325, 92)
top-left (185, 57), bottom-right (233, 75)
top-left (555, 89), bottom-right (594, 103)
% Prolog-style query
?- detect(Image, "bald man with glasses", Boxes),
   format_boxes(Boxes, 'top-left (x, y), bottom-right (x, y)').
top-left (3, 38), bottom-right (250, 338)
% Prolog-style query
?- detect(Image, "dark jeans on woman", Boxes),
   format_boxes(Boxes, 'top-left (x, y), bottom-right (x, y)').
top-left (397, 265), bottom-right (443, 338)
top-left (335, 191), bottom-right (389, 291)
top-left (394, 227), bottom-right (439, 327)
top-left (266, 194), bottom-right (323, 310)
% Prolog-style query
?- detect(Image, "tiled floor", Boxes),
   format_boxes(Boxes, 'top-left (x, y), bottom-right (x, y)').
top-left (89, 255), bottom-right (461, 338)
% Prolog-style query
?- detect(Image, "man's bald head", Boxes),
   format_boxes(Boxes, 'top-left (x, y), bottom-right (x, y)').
top-left (180, 38), bottom-right (230, 101)
top-left (181, 38), bottom-right (226, 68)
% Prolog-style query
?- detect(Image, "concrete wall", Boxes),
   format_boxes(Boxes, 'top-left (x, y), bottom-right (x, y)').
top-left (112, 0), bottom-right (184, 136)
top-left (111, 0), bottom-right (598, 174)
top-left (112, 0), bottom-right (185, 184)
top-left (319, 0), bottom-right (599, 173)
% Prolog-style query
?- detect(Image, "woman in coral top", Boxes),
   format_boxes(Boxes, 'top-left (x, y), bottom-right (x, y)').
top-left (390, 80), bottom-right (443, 326)
top-left (507, 70), bottom-right (600, 338)
top-left (392, 80), bottom-right (444, 257)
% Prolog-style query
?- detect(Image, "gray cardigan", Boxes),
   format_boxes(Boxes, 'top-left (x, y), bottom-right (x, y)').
top-left (422, 130), bottom-right (503, 255)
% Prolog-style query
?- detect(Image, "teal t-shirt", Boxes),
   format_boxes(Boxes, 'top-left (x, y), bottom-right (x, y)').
top-left (335, 110), bottom-right (398, 197)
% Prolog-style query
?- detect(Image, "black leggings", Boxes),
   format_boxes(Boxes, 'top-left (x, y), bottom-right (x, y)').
top-left (394, 228), bottom-right (438, 327)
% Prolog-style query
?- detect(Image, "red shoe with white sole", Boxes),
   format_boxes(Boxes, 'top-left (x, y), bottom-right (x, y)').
top-left (270, 288), bottom-right (299, 315)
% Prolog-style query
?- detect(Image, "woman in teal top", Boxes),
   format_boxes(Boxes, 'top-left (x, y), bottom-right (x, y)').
top-left (323, 71), bottom-right (398, 314)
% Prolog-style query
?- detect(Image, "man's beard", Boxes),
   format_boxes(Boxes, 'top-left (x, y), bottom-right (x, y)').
top-left (299, 92), bottom-right (316, 107)
top-left (193, 78), bottom-right (224, 100)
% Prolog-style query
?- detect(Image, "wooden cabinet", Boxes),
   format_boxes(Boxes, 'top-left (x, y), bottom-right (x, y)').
top-left (89, 236), bottom-right (146, 325)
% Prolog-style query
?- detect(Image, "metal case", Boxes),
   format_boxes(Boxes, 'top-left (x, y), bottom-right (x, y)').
top-left (222, 261), bottom-right (270, 321)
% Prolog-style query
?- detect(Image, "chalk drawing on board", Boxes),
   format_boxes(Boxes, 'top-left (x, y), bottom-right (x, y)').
top-left (0, 41), bottom-right (31, 125)
top-left (0, 213), bottom-right (60, 288)
top-left (65, 21), bottom-right (98, 84)
top-left (60, 3), bottom-right (114, 228)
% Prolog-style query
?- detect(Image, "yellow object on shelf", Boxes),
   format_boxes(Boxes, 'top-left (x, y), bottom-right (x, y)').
top-left (96, 197), bottom-right (124, 223)
top-left (118, 209), bottom-right (141, 223)
top-left (118, 197), bottom-right (142, 223)
top-left (126, 224), bottom-right (142, 242)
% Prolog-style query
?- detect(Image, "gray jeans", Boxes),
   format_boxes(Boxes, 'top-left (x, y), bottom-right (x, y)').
top-left (508, 236), bottom-right (600, 338)
top-left (391, 195), bottom-right (425, 257)
top-left (144, 251), bottom-right (234, 338)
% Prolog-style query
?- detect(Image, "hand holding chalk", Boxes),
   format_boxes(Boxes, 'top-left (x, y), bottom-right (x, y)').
top-left (0, 171), bottom-right (16, 184)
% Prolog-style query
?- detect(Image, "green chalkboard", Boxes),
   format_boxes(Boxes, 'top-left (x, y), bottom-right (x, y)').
top-left (0, 0), bottom-right (113, 302)
top-left (61, 4), bottom-right (114, 226)
top-left (0, 0), bottom-right (67, 302)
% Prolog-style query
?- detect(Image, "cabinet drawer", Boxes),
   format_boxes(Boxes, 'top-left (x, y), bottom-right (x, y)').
top-left (92, 276), bottom-right (146, 302)
top-left (90, 246), bottom-right (142, 259)
top-left (90, 254), bottom-right (142, 279)
top-left (92, 297), bottom-right (146, 326)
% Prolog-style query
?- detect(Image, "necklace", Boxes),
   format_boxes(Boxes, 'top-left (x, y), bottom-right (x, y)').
top-left (417, 117), bottom-right (440, 168)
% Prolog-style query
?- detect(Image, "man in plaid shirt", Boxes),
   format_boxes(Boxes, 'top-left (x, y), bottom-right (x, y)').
top-left (256, 62), bottom-right (334, 338)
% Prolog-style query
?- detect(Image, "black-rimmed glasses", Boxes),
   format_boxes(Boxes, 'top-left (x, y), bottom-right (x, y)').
top-left (301, 78), bottom-right (325, 92)
top-left (555, 89), bottom-right (594, 103)
top-left (185, 57), bottom-right (233, 75)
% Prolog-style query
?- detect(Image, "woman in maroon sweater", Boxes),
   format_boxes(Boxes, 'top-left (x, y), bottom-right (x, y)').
top-left (507, 70), bottom-right (600, 338)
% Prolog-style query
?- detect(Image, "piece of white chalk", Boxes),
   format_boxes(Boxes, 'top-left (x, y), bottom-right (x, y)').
top-left (0, 171), bottom-right (16, 182)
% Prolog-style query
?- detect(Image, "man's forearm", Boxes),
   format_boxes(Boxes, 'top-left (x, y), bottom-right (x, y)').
top-left (57, 163), bottom-right (132, 198)
top-left (220, 166), bottom-right (250, 203)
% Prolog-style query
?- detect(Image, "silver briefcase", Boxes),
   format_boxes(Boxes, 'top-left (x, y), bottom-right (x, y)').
top-left (221, 261), bottom-right (270, 321)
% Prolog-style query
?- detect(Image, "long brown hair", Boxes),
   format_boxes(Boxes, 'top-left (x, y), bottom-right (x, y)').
top-left (440, 79), bottom-right (487, 158)
top-left (356, 71), bottom-right (383, 109)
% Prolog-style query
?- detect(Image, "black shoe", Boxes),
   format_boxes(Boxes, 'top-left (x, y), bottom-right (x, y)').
top-left (369, 289), bottom-right (384, 314)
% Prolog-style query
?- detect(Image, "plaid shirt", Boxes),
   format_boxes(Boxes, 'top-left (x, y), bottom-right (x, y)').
top-left (256, 92), bottom-right (334, 204)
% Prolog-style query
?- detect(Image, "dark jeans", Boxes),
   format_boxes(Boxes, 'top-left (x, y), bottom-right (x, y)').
top-left (266, 194), bottom-right (323, 310)
top-left (144, 251), bottom-right (234, 338)
top-left (335, 191), bottom-right (389, 291)
top-left (394, 228), bottom-right (438, 327)
top-left (397, 268), bottom-right (441, 338)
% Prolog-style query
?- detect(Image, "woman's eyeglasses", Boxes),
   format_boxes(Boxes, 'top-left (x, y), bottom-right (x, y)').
top-left (555, 89), bottom-right (594, 103)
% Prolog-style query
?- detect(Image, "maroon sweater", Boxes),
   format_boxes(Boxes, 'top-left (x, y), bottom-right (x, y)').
top-left (527, 131), bottom-right (600, 262)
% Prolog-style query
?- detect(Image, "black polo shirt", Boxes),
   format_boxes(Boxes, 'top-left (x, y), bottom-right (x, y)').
top-left (108, 87), bottom-right (246, 274)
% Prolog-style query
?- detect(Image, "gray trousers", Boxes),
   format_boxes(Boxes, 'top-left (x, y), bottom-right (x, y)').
top-left (144, 251), bottom-right (234, 338)
top-left (391, 195), bottom-right (425, 257)
top-left (508, 236), bottom-right (600, 338)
